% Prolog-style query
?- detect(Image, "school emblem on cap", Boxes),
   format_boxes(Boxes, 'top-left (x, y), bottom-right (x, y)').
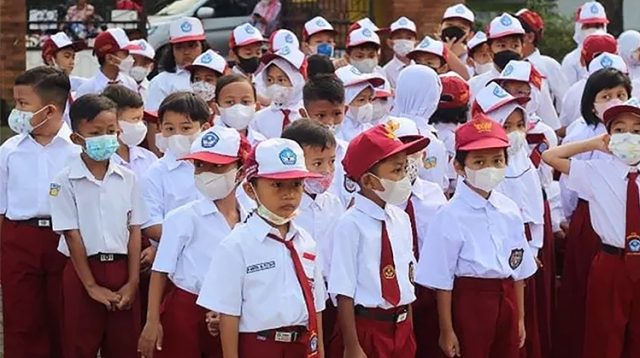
top-left (316, 18), bottom-right (327, 27)
top-left (279, 148), bottom-right (297, 165)
top-left (344, 176), bottom-right (357, 193)
top-left (590, 3), bottom-right (599, 14)
top-left (492, 85), bottom-right (509, 99)
top-left (600, 55), bottom-right (613, 68)
top-left (473, 120), bottom-right (493, 133)
top-left (201, 132), bottom-right (219, 148)
top-left (280, 46), bottom-right (291, 56)
top-left (419, 38), bottom-right (431, 48)
top-left (244, 24), bottom-right (255, 34)
top-left (509, 248), bottom-right (524, 269)
top-left (423, 156), bottom-right (437, 169)
top-left (503, 64), bottom-right (514, 76)
top-left (383, 264), bottom-right (396, 279)
top-left (362, 28), bottom-right (373, 38)
top-left (181, 21), bottom-right (192, 33)
top-left (455, 5), bottom-right (466, 14)
top-left (49, 183), bottom-right (61, 197)
top-left (500, 14), bottom-right (513, 27)
top-left (309, 334), bottom-right (319, 353)
top-left (399, 18), bottom-right (408, 25)
top-left (139, 42), bottom-right (146, 50)
top-left (627, 235), bottom-right (640, 253)
top-left (201, 53), bottom-right (213, 64)
top-left (284, 33), bottom-right (294, 43)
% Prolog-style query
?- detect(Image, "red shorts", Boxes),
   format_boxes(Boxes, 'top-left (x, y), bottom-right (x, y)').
top-left (239, 326), bottom-right (312, 358)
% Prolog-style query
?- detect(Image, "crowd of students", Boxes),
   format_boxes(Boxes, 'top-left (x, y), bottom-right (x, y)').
top-left (2, 1), bottom-right (640, 357)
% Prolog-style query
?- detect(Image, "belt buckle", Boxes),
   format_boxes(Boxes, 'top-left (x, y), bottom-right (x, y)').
top-left (274, 331), bottom-right (295, 343)
top-left (99, 254), bottom-right (114, 262)
top-left (37, 219), bottom-right (50, 227)
top-left (396, 311), bottom-right (408, 323)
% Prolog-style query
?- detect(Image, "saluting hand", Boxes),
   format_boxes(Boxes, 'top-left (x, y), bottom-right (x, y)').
top-left (138, 321), bottom-right (163, 358)
top-left (205, 311), bottom-right (221, 337)
top-left (590, 133), bottom-right (611, 154)
top-left (87, 285), bottom-right (121, 311)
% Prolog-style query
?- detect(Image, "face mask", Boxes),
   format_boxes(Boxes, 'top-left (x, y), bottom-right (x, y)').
top-left (594, 99), bottom-right (624, 120)
top-left (155, 133), bottom-right (168, 153)
top-left (82, 134), bottom-right (119, 161)
top-left (251, 184), bottom-right (297, 225)
top-left (118, 56), bottom-right (135, 74)
top-left (406, 153), bottom-right (422, 183)
top-left (608, 133), bottom-right (640, 165)
top-left (315, 43), bottom-right (335, 57)
top-left (348, 103), bottom-right (374, 124)
top-left (493, 50), bottom-right (521, 71)
top-left (237, 56), bottom-right (261, 74)
top-left (580, 28), bottom-right (601, 42)
top-left (507, 130), bottom-right (527, 156)
top-left (474, 61), bottom-right (493, 75)
top-left (393, 39), bottom-right (415, 57)
top-left (118, 120), bottom-right (148, 147)
top-left (8, 107), bottom-right (48, 134)
top-left (195, 170), bottom-right (238, 200)
top-left (129, 65), bottom-right (150, 83)
top-left (304, 171), bottom-right (334, 194)
top-left (441, 26), bottom-right (467, 43)
top-left (351, 58), bottom-right (378, 73)
top-left (369, 173), bottom-right (413, 205)
top-left (464, 167), bottom-right (506, 192)
top-left (267, 84), bottom-right (293, 105)
top-left (220, 104), bottom-right (256, 130)
top-left (371, 100), bottom-right (390, 122)
top-left (192, 81), bottom-right (216, 102)
top-left (167, 134), bottom-right (197, 157)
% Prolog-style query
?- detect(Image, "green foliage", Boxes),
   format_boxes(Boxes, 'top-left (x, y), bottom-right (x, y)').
top-left (525, 0), bottom-right (576, 62)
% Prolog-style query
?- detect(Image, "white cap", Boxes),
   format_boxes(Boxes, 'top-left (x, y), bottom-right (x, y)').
top-left (186, 49), bottom-right (227, 74)
top-left (408, 36), bottom-right (447, 60)
top-left (353, 17), bottom-right (380, 32)
top-left (577, 1), bottom-right (609, 24)
top-left (335, 65), bottom-right (385, 88)
top-left (261, 44), bottom-right (306, 71)
top-left (347, 27), bottom-right (380, 47)
top-left (391, 116), bottom-right (420, 137)
top-left (181, 126), bottom-right (245, 164)
top-left (390, 17), bottom-right (417, 34)
top-left (495, 60), bottom-right (536, 84)
top-left (169, 17), bottom-right (206, 44)
top-left (475, 82), bottom-right (528, 114)
top-left (127, 39), bottom-right (155, 60)
top-left (588, 52), bottom-right (628, 74)
top-left (442, 3), bottom-right (475, 23)
top-left (488, 13), bottom-right (525, 40)
top-left (50, 32), bottom-right (73, 48)
top-left (245, 138), bottom-right (320, 180)
top-left (303, 16), bottom-right (336, 40)
top-left (467, 31), bottom-right (488, 52)
top-left (230, 23), bottom-right (265, 49)
top-left (269, 29), bottom-right (299, 52)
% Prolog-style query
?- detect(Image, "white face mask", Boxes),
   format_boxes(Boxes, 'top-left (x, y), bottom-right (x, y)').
top-left (118, 120), bottom-right (148, 147)
top-left (393, 39), bottom-right (415, 57)
top-left (609, 133), bottom-right (640, 165)
top-left (594, 99), bottom-right (624, 120)
top-left (8, 107), bottom-right (48, 134)
top-left (167, 133), bottom-right (198, 157)
top-left (348, 103), bottom-right (374, 124)
top-left (251, 184), bottom-right (297, 225)
top-left (192, 81), bottom-right (216, 102)
top-left (155, 133), bottom-right (168, 153)
top-left (507, 130), bottom-right (527, 156)
top-left (370, 173), bottom-right (413, 205)
top-left (195, 169), bottom-right (238, 200)
top-left (266, 84), bottom-right (293, 106)
top-left (118, 56), bottom-right (135, 74)
top-left (351, 58), bottom-right (378, 73)
top-left (474, 61), bottom-right (494, 75)
top-left (220, 104), bottom-right (256, 130)
top-left (464, 167), bottom-right (506, 193)
top-left (371, 100), bottom-right (390, 122)
top-left (129, 65), bottom-right (150, 83)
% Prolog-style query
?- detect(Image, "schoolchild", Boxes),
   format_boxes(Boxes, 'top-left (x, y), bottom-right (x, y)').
top-left (127, 39), bottom-right (156, 102)
top-left (41, 31), bottom-right (87, 92)
top-left (383, 17), bottom-right (418, 88)
top-left (186, 49), bottom-right (228, 109)
top-left (213, 74), bottom-right (265, 145)
top-left (302, 16), bottom-right (338, 57)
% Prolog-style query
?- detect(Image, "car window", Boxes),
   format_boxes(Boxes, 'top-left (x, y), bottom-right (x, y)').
top-left (205, 0), bottom-right (258, 17)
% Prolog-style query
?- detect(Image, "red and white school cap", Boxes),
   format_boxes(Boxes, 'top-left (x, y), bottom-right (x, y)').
top-left (268, 29), bottom-right (300, 52)
top-left (169, 17), bottom-right (206, 44)
top-left (181, 126), bottom-right (250, 165)
top-left (390, 17), bottom-right (417, 35)
top-left (474, 82), bottom-right (529, 115)
top-left (581, 33), bottom-right (617, 63)
top-left (229, 23), bottom-right (265, 50)
top-left (488, 13), bottom-right (525, 40)
top-left (127, 39), bottom-right (155, 60)
top-left (577, 1), bottom-right (609, 25)
top-left (442, 3), bottom-right (475, 24)
top-left (347, 26), bottom-right (380, 47)
top-left (335, 65), bottom-right (385, 88)
top-left (408, 36), bottom-right (447, 61)
top-left (244, 138), bottom-right (321, 181)
top-left (588, 52), bottom-right (628, 74)
top-left (493, 60), bottom-right (545, 90)
top-left (350, 17), bottom-right (380, 33)
top-left (303, 16), bottom-right (336, 41)
top-left (455, 114), bottom-right (510, 151)
top-left (185, 49), bottom-right (227, 75)
top-left (439, 72), bottom-right (470, 109)
top-left (261, 44), bottom-right (307, 73)
top-left (94, 28), bottom-right (130, 58)
top-left (42, 32), bottom-right (85, 62)
top-left (391, 116), bottom-right (424, 141)
top-left (603, 97), bottom-right (640, 128)
top-left (467, 31), bottom-right (488, 52)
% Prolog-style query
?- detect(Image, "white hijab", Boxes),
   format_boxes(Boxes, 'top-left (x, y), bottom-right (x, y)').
top-left (618, 30), bottom-right (640, 79)
top-left (260, 58), bottom-right (305, 106)
top-left (391, 65), bottom-right (442, 129)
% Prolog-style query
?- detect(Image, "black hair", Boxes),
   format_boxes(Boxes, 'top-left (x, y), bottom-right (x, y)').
top-left (69, 94), bottom-right (117, 131)
top-left (487, 34), bottom-right (524, 47)
top-left (158, 91), bottom-right (211, 124)
top-left (101, 84), bottom-right (143, 110)
top-left (15, 66), bottom-right (70, 111)
top-left (520, 20), bottom-right (541, 47)
top-left (454, 148), bottom-right (509, 167)
top-left (158, 40), bottom-right (210, 73)
top-left (346, 43), bottom-right (380, 53)
top-left (307, 54), bottom-right (336, 78)
top-left (430, 106), bottom-right (469, 125)
top-left (581, 68), bottom-right (632, 126)
top-left (303, 74), bottom-right (345, 107)
top-left (189, 66), bottom-right (222, 83)
top-left (214, 74), bottom-right (257, 104)
top-left (281, 118), bottom-right (337, 151)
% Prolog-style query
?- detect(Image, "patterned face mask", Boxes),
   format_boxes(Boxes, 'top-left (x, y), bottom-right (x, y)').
top-left (609, 133), bottom-right (640, 165)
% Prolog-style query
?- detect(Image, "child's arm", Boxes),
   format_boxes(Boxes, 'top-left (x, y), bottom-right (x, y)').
top-left (219, 314), bottom-right (240, 358)
top-left (64, 229), bottom-right (121, 310)
top-left (436, 290), bottom-right (460, 357)
top-left (117, 224), bottom-right (142, 310)
top-left (138, 271), bottom-right (168, 357)
top-left (541, 133), bottom-right (610, 175)
top-left (515, 280), bottom-right (526, 348)
top-left (142, 225), bottom-right (162, 242)
top-left (337, 295), bottom-right (366, 358)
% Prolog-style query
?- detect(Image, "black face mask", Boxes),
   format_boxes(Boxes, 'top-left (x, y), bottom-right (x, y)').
top-left (441, 26), bottom-right (466, 43)
top-left (237, 56), bottom-right (261, 74)
top-left (493, 50), bottom-right (522, 71)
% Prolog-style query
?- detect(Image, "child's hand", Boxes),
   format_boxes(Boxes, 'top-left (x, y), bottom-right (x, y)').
top-left (590, 133), bottom-right (611, 154)
top-left (116, 282), bottom-right (138, 310)
top-left (87, 285), bottom-right (121, 311)
top-left (205, 311), bottom-right (220, 336)
top-left (140, 246), bottom-right (157, 272)
top-left (439, 329), bottom-right (461, 357)
top-left (443, 37), bottom-right (466, 58)
top-left (344, 343), bottom-right (367, 358)
top-left (518, 318), bottom-right (526, 348)
top-left (138, 321), bottom-right (163, 358)
top-left (534, 257), bottom-right (544, 268)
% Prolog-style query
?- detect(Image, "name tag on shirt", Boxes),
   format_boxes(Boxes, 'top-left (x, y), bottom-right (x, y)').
top-left (246, 261), bottom-right (276, 274)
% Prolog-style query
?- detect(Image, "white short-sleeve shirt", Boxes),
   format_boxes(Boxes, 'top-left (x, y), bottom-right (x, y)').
top-left (145, 70), bottom-right (192, 112)
top-left (75, 70), bottom-right (139, 98)
top-left (112, 145), bottom-right (157, 180)
top-left (402, 178), bottom-right (448, 255)
top-left (250, 104), bottom-right (304, 140)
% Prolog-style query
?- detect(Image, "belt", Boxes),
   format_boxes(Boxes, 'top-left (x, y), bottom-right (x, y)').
top-left (14, 217), bottom-right (52, 228)
top-left (354, 305), bottom-right (409, 323)
top-left (602, 243), bottom-right (625, 257)
top-left (87, 253), bottom-right (128, 262)
top-left (256, 326), bottom-right (307, 343)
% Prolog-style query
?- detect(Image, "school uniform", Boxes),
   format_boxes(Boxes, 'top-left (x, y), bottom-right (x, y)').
top-left (145, 70), bottom-right (192, 111)
top-left (561, 48), bottom-right (587, 86)
top-left (383, 56), bottom-right (410, 89)
top-left (0, 122), bottom-right (78, 358)
top-left (558, 79), bottom-right (586, 128)
top-left (75, 70), bottom-right (139, 98)
top-left (328, 138), bottom-right (358, 208)
top-left (526, 49), bottom-right (568, 113)
top-left (415, 180), bottom-right (538, 358)
top-left (215, 121), bottom-right (266, 146)
top-left (468, 66), bottom-right (501, 100)
top-left (335, 116), bottom-right (373, 143)
top-left (112, 145), bottom-right (157, 179)
top-left (328, 193), bottom-right (417, 357)
top-left (50, 155), bottom-right (148, 357)
top-left (69, 75), bottom-right (88, 94)
top-left (196, 214), bottom-right (326, 357)
top-left (417, 126), bottom-right (450, 191)
top-left (137, 78), bottom-right (150, 104)
top-left (250, 103), bottom-right (304, 139)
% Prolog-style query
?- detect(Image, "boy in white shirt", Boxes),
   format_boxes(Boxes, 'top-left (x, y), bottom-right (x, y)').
top-left (383, 17), bottom-right (418, 89)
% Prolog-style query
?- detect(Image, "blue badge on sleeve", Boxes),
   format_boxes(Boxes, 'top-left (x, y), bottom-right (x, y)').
top-left (279, 148), bottom-right (297, 165)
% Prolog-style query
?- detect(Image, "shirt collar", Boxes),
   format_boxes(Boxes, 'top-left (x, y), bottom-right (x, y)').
top-left (607, 155), bottom-right (640, 179)
top-left (354, 193), bottom-right (386, 220)
top-left (247, 213), bottom-right (300, 242)
top-left (17, 121), bottom-right (74, 146)
top-left (161, 150), bottom-right (187, 171)
top-left (411, 178), bottom-right (427, 201)
top-left (301, 192), bottom-right (328, 209)
top-left (194, 197), bottom-right (220, 216)
top-left (527, 49), bottom-right (542, 61)
top-left (68, 155), bottom-right (124, 181)
top-left (456, 179), bottom-right (500, 210)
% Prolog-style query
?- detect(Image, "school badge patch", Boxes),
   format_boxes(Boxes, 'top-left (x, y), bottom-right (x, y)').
top-left (309, 333), bottom-right (319, 353)
top-left (383, 264), bottom-right (396, 279)
top-left (423, 156), bottom-right (437, 169)
top-left (344, 175), bottom-right (357, 193)
top-left (627, 234), bottom-right (640, 254)
top-left (509, 248), bottom-right (524, 269)
top-left (49, 183), bottom-right (61, 197)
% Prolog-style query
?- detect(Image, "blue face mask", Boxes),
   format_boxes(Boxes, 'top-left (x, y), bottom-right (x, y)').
top-left (82, 134), bottom-right (119, 161)
top-left (315, 43), bottom-right (334, 57)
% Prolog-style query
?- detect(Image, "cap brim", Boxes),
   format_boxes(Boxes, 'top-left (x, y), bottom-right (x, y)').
top-left (307, 29), bottom-right (338, 39)
top-left (258, 170), bottom-right (322, 180)
top-left (489, 30), bottom-right (525, 40)
top-left (170, 34), bottom-right (207, 44)
top-left (180, 152), bottom-right (239, 165)
top-left (233, 38), bottom-right (265, 48)
top-left (458, 137), bottom-right (510, 151)
top-left (603, 105), bottom-right (640, 126)
top-left (442, 16), bottom-right (474, 24)
top-left (348, 76), bottom-right (385, 88)
top-left (347, 39), bottom-right (381, 48)
top-left (379, 136), bottom-right (429, 164)
top-left (578, 18), bottom-right (609, 25)
top-left (184, 64), bottom-right (224, 74)
top-left (407, 49), bottom-right (445, 60)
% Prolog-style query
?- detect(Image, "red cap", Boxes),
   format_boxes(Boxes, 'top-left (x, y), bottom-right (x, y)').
top-left (581, 33), bottom-right (617, 64)
top-left (516, 9), bottom-right (544, 38)
top-left (342, 121), bottom-right (428, 182)
top-left (93, 29), bottom-right (130, 58)
top-left (41, 32), bottom-right (86, 63)
top-left (455, 114), bottom-right (510, 151)
top-left (603, 98), bottom-right (640, 128)
top-left (143, 110), bottom-right (158, 124)
top-left (439, 74), bottom-right (470, 109)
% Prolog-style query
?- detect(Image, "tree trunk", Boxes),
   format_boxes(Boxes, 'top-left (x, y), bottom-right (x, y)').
top-left (598, 0), bottom-right (624, 36)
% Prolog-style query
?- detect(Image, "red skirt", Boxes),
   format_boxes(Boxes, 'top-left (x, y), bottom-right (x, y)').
top-left (536, 200), bottom-right (555, 357)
